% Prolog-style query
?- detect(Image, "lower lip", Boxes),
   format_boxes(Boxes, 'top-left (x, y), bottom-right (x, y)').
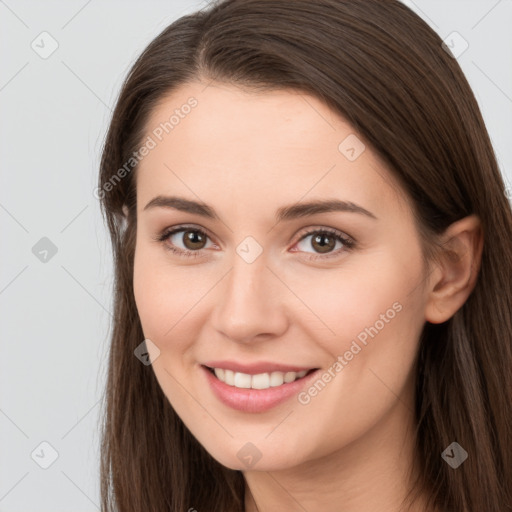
top-left (201, 365), bottom-right (319, 413)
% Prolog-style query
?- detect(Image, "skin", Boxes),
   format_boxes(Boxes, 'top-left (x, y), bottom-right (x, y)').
top-left (132, 80), bottom-right (483, 512)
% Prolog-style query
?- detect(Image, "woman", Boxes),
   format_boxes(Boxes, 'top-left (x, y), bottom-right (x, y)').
top-left (97, 1), bottom-right (512, 510)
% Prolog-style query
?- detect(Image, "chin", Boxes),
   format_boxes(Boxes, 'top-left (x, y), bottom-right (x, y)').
top-left (203, 439), bottom-right (307, 472)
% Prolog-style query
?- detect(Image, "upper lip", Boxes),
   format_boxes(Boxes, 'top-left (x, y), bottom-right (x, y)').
top-left (202, 360), bottom-right (317, 375)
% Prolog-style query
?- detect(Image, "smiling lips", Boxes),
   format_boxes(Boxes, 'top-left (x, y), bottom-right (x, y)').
top-left (202, 361), bottom-right (319, 413)
top-left (210, 367), bottom-right (309, 389)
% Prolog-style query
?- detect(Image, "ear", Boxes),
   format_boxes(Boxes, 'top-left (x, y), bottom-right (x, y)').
top-left (424, 214), bottom-right (483, 324)
top-left (122, 204), bottom-right (129, 217)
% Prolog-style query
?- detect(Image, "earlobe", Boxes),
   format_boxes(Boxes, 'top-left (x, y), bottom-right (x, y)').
top-left (424, 215), bottom-right (483, 324)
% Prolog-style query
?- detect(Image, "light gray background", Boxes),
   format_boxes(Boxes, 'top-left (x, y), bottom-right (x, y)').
top-left (0, 1), bottom-right (511, 510)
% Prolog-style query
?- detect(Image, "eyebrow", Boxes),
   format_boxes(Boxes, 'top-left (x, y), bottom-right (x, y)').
top-left (143, 195), bottom-right (377, 221)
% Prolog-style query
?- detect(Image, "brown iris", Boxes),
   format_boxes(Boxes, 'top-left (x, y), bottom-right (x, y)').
top-left (311, 233), bottom-right (336, 254)
top-left (182, 230), bottom-right (207, 250)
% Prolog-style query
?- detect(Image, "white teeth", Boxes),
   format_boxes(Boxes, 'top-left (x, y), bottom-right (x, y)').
top-left (251, 373), bottom-right (270, 389)
top-left (284, 371), bottom-right (296, 383)
top-left (224, 369), bottom-right (235, 386)
top-left (269, 371), bottom-right (284, 387)
top-left (211, 368), bottom-right (310, 389)
top-left (234, 372), bottom-right (252, 388)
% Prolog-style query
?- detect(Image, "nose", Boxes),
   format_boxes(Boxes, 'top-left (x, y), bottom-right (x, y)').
top-left (211, 254), bottom-right (289, 344)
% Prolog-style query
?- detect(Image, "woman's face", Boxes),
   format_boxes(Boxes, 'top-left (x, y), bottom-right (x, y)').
top-left (133, 81), bottom-right (430, 471)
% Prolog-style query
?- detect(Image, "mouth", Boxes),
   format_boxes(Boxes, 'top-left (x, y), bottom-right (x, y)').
top-left (203, 365), bottom-right (318, 390)
top-left (201, 363), bottom-right (320, 413)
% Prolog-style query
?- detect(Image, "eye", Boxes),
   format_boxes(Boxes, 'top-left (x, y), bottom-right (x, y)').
top-left (291, 228), bottom-right (355, 260)
top-left (155, 225), bottom-right (216, 258)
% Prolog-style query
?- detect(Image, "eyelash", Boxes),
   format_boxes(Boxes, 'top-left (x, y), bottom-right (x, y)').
top-left (154, 225), bottom-right (356, 261)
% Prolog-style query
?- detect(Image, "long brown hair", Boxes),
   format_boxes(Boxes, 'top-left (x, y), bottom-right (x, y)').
top-left (97, 1), bottom-right (512, 510)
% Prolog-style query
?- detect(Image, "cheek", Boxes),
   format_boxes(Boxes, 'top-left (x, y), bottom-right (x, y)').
top-left (288, 271), bottom-right (425, 457)
top-left (133, 243), bottom-right (179, 341)
top-left (317, 254), bottom-right (425, 399)
top-left (287, 248), bottom-right (425, 353)
top-left (133, 244), bottom-right (214, 354)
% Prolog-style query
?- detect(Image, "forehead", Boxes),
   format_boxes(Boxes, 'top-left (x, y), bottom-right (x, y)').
top-left (135, 81), bottom-right (409, 218)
